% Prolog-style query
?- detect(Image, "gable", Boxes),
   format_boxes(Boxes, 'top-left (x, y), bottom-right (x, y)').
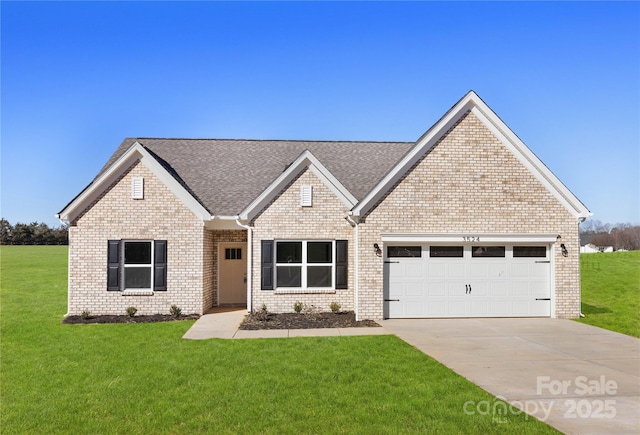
top-left (365, 111), bottom-right (576, 232)
top-left (57, 142), bottom-right (211, 223)
top-left (351, 91), bottom-right (591, 221)
top-left (239, 150), bottom-right (357, 222)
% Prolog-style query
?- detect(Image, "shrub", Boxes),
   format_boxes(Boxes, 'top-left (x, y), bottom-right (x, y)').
top-left (330, 301), bottom-right (341, 314)
top-left (253, 303), bottom-right (269, 321)
top-left (169, 304), bottom-right (182, 318)
top-left (302, 304), bottom-right (320, 320)
top-left (293, 301), bottom-right (303, 314)
top-left (125, 306), bottom-right (138, 317)
top-left (80, 310), bottom-right (91, 320)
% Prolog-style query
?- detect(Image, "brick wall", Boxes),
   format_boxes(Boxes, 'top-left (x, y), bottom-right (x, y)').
top-left (250, 168), bottom-right (354, 314)
top-left (357, 111), bottom-right (580, 319)
top-left (68, 161), bottom-right (207, 316)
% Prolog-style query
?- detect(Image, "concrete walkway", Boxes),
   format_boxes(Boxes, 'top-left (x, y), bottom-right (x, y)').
top-left (181, 308), bottom-right (388, 339)
top-left (380, 318), bottom-right (640, 435)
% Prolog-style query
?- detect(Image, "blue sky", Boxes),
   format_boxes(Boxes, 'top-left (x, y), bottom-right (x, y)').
top-left (2, 1), bottom-right (638, 227)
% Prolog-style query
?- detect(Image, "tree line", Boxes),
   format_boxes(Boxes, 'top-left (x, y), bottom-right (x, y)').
top-left (580, 219), bottom-right (640, 251)
top-left (0, 219), bottom-right (68, 245)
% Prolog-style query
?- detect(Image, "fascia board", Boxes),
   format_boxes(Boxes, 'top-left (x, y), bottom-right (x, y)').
top-left (59, 142), bottom-right (211, 223)
top-left (352, 93), bottom-right (476, 217)
top-left (470, 104), bottom-right (591, 219)
top-left (239, 150), bottom-right (357, 221)
top-left (381, 233), bottom-right (559, 243)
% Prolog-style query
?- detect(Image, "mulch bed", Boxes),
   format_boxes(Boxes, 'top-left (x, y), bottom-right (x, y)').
top-left (239, 311), bottom-right (380, 330)
top-left (62, 314), bottom-right (200, 324)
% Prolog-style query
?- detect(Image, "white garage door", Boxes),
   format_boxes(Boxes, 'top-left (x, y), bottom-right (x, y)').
top-left (384, 244), bottom-right (551, 318)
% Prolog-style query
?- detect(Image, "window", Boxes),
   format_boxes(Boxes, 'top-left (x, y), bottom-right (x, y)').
top-left (276, 241), bottom-right (333, 288)
top-left (472, 246), bottom-right (505, 257)
top-left (430, 246), bottom-right (463, 258)
top-left (225, 248), bottom-right (242, 260)
top-left (124, 242), bottom-right (152, 289)
top-left (107, 240), bottom-right (167, 291)
top-left (387, 246), bottom-right (422, 257)
top-left (513, 246), bottom-right (547, 257)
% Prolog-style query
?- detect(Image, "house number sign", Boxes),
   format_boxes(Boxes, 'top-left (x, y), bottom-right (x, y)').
top-left (462, 236), bottom-right (480, 242)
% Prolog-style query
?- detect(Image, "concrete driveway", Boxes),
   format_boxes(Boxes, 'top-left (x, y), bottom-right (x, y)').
top-left (380, 318), bottom-right (639, 434)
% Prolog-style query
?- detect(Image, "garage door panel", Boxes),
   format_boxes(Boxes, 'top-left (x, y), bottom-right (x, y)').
top-left (427, 282), bottom-right (446, 296)
top-left (405, 281), bottom-right (424, 297)
top-left (447, 263), bottom-right (465, 277)
top-left (428, 263), bottom-right (446, 277)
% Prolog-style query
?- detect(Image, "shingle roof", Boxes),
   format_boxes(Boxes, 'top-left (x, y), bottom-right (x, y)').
top-left (98, 138), bottom-right (415, 216)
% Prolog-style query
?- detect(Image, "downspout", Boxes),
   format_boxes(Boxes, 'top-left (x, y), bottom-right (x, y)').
top-left (55, 214), bottom-right (71, 318)
top-left (346, 212), bottom-right (359, 321)
top-left (235, 217), bottom-right (252, 313)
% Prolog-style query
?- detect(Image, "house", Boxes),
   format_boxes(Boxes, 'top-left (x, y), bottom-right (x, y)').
top-left (580, 243), bottom-right (614, 253)
top-left (57, 91), bottom-right (591, 320)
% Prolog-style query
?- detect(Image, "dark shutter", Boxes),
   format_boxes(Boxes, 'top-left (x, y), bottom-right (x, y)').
top-left (154, 240), bottom-right (167, 291)
top-left (335, 240), bottom-right (348, 289)
top-left (107, 240), bottom-right (121, 291)
top-left (261, 240), bottom-right (274, 290)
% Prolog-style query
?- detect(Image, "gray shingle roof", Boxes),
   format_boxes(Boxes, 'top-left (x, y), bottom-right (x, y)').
top-left (99, 138), bottom-right (415, 216)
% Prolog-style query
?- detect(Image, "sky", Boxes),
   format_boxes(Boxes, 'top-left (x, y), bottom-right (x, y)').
top-left (1, 1), bottom-right (639, 228)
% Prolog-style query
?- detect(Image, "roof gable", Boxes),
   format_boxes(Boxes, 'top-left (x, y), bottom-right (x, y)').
top-left (57, 142), bottom-right (211, 222)
top-left (239, 150), bottom-right (357, 221)
top-left (351, 90), bottom-right (591, 220)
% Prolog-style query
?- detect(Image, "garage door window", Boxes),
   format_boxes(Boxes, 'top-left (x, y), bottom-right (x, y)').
top-left (430, 246), bottom-right (463, 257)
top-left (387, 246), bottom-right (422, 257)
top-left (471, 246), bottom-right (505, 257)
top-left (513, 246), bottom-right (547, 257)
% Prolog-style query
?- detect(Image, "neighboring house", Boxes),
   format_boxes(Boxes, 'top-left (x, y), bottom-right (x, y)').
top-left (580, 243), bottom-right (614, 253)
top-left (57, 91), bottom-right (591, 320)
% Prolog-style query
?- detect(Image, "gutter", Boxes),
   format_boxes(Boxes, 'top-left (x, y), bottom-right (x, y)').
top-left (345, 212), bottom-right (359, 321)
top-left (235, 217), bottom-right (253, 313)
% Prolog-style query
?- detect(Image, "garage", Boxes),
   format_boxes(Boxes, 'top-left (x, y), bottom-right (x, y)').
top-left (383, 236), bottom-right (555, 318)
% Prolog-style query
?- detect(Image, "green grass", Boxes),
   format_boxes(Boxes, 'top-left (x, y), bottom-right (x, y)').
top-left (578, 251), bottom-right (640, 337)
top-left (0, 246), bottom-right (555, 434)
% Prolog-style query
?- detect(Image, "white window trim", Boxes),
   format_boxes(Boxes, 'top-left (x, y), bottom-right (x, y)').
top-left (275, 240), bottom-right (335, 290)
top-left (122, 240), bottom-right (154, 291)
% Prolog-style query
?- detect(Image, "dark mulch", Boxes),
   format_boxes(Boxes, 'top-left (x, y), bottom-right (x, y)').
top-left (239, 311), bottom-right (380, 330)
top-left (62, 314), bottom-right (200, 324)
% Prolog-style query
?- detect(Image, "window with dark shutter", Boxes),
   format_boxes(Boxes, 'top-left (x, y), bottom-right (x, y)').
top-left (154, 240), bottom-right (167, 291)
top-left (107, 240), bottom-right (121, 291)
top-left (335, 240), bottom-right (348, 289)
top-left (261, 240), bottom-right (274, 290)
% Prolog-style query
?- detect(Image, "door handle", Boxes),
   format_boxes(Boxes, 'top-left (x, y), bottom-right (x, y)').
top-left (384, 299), bottom-right (400, 302)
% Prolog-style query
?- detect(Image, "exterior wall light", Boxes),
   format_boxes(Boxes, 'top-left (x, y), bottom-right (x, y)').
top-left (560, 243), bottom-right (568, 257)
top-left (373, 243), bottom-right (382, 257)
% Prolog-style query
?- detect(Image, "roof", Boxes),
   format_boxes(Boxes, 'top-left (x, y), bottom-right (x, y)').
top-left (58, 91), bottom-right (591, 223)
top-left (94, 138), bottom-right (414, 217)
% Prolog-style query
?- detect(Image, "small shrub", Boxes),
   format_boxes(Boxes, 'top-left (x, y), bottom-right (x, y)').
top-left (169, 304), bottom-right (182, 318)
top-left (330, 301), bottom-right (341, 314)
top-left (80, 310), bottom-right (91, 320)
top-left (293, 301), bottom-right (303, 313)
top-left (253, 303), bottom-right (269, 321)
top-left (302, 304), bottom-right (320, 320)
top-left (125, 306), bottom-right (138, 317)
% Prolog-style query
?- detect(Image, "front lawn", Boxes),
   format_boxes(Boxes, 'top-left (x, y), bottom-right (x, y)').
top-left (0, 246), bottom-right (554, 434)
top-left (578, 250), bottom-right (640, 337)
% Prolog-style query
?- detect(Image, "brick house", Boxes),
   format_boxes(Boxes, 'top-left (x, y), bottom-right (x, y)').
top-left (57, 91), bottom-right (590, 320)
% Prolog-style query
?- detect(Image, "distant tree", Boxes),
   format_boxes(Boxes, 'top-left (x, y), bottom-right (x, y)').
top-left (582, 219), bottom-right (640, 251)
top-left (0, 218), bottom-right (12, 245)
top-left (0, 219), bottom-right (68, 245)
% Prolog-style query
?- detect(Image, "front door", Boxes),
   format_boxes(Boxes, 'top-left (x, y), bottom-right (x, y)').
top-left (219, 243), bottom-right (247, 305)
